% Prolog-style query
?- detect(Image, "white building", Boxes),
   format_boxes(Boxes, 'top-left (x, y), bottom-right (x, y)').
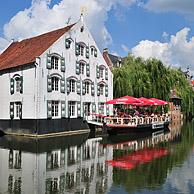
top-left (0, 15), bottom-right (113, 136)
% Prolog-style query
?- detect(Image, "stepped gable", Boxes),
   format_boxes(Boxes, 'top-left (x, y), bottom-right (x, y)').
top-left (0, 24), bottom-right (75, 71)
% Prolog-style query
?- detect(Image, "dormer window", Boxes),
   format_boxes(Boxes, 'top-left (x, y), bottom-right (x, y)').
top-left (51, 56), bottom-right (59, 69)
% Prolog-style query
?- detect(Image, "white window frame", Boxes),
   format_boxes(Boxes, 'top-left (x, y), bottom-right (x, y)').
top-left (51, 56), bottom-right (59, 70)
top-left (85, 82), bottom-right (90, 94)
top-left (80, 62), bottom-right (85, 75)
top-left (99, 103), bottom-right (105, 115)
top-left (69, 101), bottom-right (76, 117)
top-left (79, 45), bottom-right (85, 56)
top-left (52, 101), bottom-right (59, 118)
top-left (99, 67), bottom-right (104, 79)
top-left (15, 103), bottom-right (20, 119)
top-left (15, 77), bottom-right (21, 93)
top-left (69, 79), bottom-right (76, 92)
top-left (100, 84), bottom-right (104, 95)
top-left (51, 77), bottom-right (59, 91)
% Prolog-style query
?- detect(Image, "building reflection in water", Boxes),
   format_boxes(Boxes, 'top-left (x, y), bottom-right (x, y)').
top-left (0, 126), bottom-right (182, 194)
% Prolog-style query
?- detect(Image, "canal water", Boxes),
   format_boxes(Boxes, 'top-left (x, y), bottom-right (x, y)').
top-left (0, 121), bottom-right (194, 194)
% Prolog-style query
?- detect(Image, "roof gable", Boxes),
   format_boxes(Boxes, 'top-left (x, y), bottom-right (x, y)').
top-left (0, 24), bottom-right (75, 71)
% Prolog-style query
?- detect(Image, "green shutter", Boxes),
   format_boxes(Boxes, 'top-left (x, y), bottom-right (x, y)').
top-left (75, 43), bottom-right (80, 56)
top-left (10, 78), bottom-right (14, 95)
top-left (92, 103), bottom-right (96, 113)
top-left (47, 75), bottom-right (52, 92)
top-left (66, 79), bottom-right (70, 94)
top-left (60, 77), bottom-right (65, 93)
top-left (94, 49), bottom-right (97, 57)
top-left (20, 76), bottom-right (23, 93)
top-left (82, 81), bottom-right (86, 95)
top-left (46, 53), bottom-right (51, 69)
top-left (86, 46), bottom-right (89, 59)
top-left (77, 101), bottom-right (81, 117)
top-left (47, 100), bottom-right (52, 118)
top-left (86, 63), bottom-right (90, 77)
top-left (97, 85), bottom-right (100, 96)
top-left (106, 104), bottom-right (109, 116)
top-left (105, 68), bottom-right (108, 80)
top-left (105, 85), bottom-right (108, 97)
top-left (61, 57), bottom-right (65, 72)
top-left (77, 80), bottom-right (81, 94)
top-left (10, 102), bottom-right (14, 119)
top-left (19, 103), bottom-right (22, 119)
top-left (91, 82), bottom-right (95, 96)
top-left (65, 39), bottom-right (71, 49)
top-left (96, 66), bottom-right (100, 79)
top-left (61, 101), bottom-right (66, 118)
top-left (76, 61), bottom-right (80, 75)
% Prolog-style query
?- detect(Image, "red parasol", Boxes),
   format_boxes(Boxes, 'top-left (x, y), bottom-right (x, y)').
top-left (106, 96), bottom-right (142, 105)
top-left (150, 98), bottom-right (168, 105)
top-left (137, 97), bottom-right (158, 106)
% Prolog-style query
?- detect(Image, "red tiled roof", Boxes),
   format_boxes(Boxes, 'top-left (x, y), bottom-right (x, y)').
top-left (0, 24), bottom-right (75, 71)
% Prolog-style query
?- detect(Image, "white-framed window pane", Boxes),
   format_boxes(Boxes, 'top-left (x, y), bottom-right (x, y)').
top-left (70, 79), bottom-right (75, 92)
top-left (79, 45), bottom-right (84, 56)
top-left (80, 63), bottom-right (85, 75)
top-left (15, 103), bottom-right (20, 118)
top-left (69, 101), bottom-right (76, 117)
top-left (100, 84), bottom-right (104, 95)
top-left (51, 77), bottom-right (59, 91)
top-left (52, 101), bottom-right (59, 117)
top-left (51, 56), bottom-right (59, 69)
top-left (85, 82), bottom-right (90, 94)
top-left (99, 68), bottom-right (104, 78)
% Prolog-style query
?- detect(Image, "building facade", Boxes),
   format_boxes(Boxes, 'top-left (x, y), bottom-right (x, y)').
top-left (0, 16), bottom-right (113, 135)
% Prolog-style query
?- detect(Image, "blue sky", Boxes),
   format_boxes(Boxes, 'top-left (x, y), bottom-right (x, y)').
top-left (0, 0), bottom-right (194, 72)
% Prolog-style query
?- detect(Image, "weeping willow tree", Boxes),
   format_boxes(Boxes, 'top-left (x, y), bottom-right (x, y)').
top-left (113, 54), bottom-right (194, 116)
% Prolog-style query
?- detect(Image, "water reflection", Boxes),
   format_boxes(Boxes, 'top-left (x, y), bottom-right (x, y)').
top-left (0, 121), bottom-right (194, 194)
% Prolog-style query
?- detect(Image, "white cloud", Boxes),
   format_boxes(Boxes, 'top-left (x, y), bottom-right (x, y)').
top-left (121, 44), bottom-right (130, 53)
top-left (132, 28), bottom-right (194, 71)
top-left (144, 0), bottom-right (194, 18)
top-left (0, 0), bottom-right (137, 53)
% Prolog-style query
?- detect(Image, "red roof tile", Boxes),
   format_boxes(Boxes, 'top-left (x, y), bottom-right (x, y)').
top-left (0, 24), bottom-right (75, 71)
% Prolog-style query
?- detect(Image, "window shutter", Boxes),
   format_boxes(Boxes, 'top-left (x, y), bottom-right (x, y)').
top-left (65, 39), bottom-right (71, 49)
top-left (94, 49), bottom-right (97, 57)
top-left (105, 68), bottom-right (108, 80)
top-left (92, 103), bottom-right (96, 113)
top-left (47, 100), bottom-right (52, 118)
top-left (77, 80), bottom-right (81, 94)
top-left (91, 82), bottom-right (95, 96)
top-left (46, 53), bottom-right (51, 69)
top-left (96, 66), bottom-right (100, 79)
top-left (86, 63), bottom-right (90, 77)
top-left (20, 76), bottom-right (23, 93)
top-left (19, 103), bottom-right (22, 119)
top-left (97, 85), bottom-right (100, 96)
top-left (60, 77), bottom-right (65, 93)
top-left (10, 78), bottom-right (14, 95)
top-left (66, 79), bottom-right (70, 94)
top-left (47, 75), bottom-right (52, 92)
top-left (106, 104), bottom-right (109, 116)
top-left (10, 102), bottom-right (14, 119)
top-left (86, 46), bottom-right (89, 59)
top-left (75, 43), bottom-right (80, 56)
top-left (61, 101), bottom-right (66, 118)
top-left (82, 81), bottom-right (86, 95)
top-left (105, 85), bottom-right (108, 97)
top-left (77, 101), bottom-right (81, 117)
top-left (76, 61), bottom-right (80, 75)
top-left (61, 57), bottom-right (65, 72)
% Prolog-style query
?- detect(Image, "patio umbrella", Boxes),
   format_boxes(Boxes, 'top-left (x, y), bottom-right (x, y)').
top-left (150, 98), bottom-right (168, 106)
top-left (106, 96), bottom-right (142, 105)
top-left (137, 97), bottom-right (158, 106)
